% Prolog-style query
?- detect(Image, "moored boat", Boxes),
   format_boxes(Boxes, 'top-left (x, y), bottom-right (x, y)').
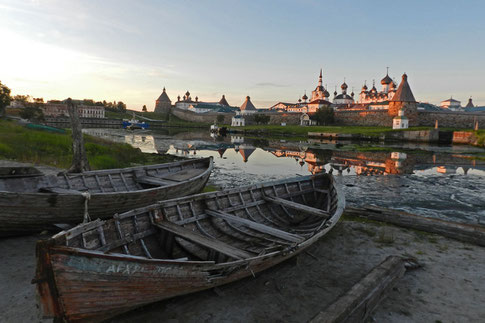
top-left (34, 173), bottom-right (344, 322)
top-left (0, 157), bottom-right (213, 237)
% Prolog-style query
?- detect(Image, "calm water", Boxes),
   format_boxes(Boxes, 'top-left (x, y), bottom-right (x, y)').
top-left (84, 128), bottom-right (485, 225)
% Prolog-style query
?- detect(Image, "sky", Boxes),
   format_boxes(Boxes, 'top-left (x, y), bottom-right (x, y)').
top-left (1, 0), bottom-right (484, 110)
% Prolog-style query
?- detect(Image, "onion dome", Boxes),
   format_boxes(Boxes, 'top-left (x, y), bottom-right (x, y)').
top-left (334, 90), bottom-right (338, 96)
top-left (195, 96), bottom-right (198, 102)
top-left (341, 82), bottom-right (348, 90)
top-left (381, 73), bottom-right (393, 85)
top-left (351, 90), bottom-right (355, 97)
top-left (177, 95), bottom-right (181, 101)
top-left (298, 98), bottom-right (302, 103)
top-left (185, 90), bottom-right (190, 97)
top-left (302, 93), bottom-right (308, 101)
top-left (324, 89), bottom-right (330, 97)
top-left (361, 83), bottom-right (368, 92)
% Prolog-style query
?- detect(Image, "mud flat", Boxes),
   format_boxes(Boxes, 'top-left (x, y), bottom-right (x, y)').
top-left (1, 218), bottom-right (484, 323)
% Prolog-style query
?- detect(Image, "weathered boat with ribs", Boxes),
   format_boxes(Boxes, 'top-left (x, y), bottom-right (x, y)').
top-left (0, 157), bottom-right (213, 237)
top-left (34, 173), bottom-right (344, 322)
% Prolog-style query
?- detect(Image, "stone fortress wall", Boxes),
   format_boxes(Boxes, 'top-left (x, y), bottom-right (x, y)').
top-left (172, 105), bottom-right (485, 129)
top-left (333, 110), bottom-right (485, 128)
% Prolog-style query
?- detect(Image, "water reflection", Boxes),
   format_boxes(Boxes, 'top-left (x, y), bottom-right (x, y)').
top-left (83, 128), bottom-right (485, 178)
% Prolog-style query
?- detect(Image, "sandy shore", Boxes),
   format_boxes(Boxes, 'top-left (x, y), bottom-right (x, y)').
top-left (1, 219), bottom-right (484, 323)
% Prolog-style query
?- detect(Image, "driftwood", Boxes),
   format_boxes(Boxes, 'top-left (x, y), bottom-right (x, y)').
top-left (66, 98), bottom-right (90, 173)
top-left (310, 256), bottom-right (406, 323)
top-left (345, 205), bottom-right (485, 247)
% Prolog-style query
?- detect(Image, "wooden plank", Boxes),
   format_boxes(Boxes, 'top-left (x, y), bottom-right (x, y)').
top-left (160, 168), bottom-right (204, 182)
top-left (154, 221), bottom-right (252, 260)
top-left (310, 256), bottom-right (406, 323)
top-left (94, 175), bottom-right (105, 193)
top-left (206, 209), bottom-right (303, 243)
top-left (136, 176), bottom-right (176, 187)
top-left (107, 174), bottom-right (118, 192)
top-left (38, 187), bottom-right (85, 194)
top-left (345, 206), bottom-right (485, 247)
top-left (119, 172), bottom-right (130, 191)
top-left (263, 196), bottom-right (330, 219)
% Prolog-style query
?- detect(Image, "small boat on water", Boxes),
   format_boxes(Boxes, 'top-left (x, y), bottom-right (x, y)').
top-left (34, 174), bottom-right (344, 322)
top-left (122, 114), bottom-right (149, 130)
top-left (0, 157), bottom-right (213, 237)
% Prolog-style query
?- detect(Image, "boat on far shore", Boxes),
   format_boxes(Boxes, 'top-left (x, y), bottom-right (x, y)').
top-left (123, 113), bottom-right (149, 130)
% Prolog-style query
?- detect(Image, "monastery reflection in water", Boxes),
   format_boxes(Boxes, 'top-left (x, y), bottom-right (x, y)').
top-left (82, 129), bottom-right (484, 176)
top-left (165, 135), bottom-right (483, 176)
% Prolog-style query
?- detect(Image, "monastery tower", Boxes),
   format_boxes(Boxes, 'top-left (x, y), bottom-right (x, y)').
top-left (388, 73), bottom-right (417, 124)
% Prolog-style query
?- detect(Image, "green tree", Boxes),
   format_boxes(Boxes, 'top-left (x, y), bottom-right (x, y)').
top-left (253, 114), bottom-right (270, 125)
top-left (83, 99), bottom-right (95, 106)
top-left (216, 114), bottom-right (224, 124)
top-left (13, 94), bottom-right (30, 104)
top-left (19, 106), bottom-right (45, 122)
top-left (142, 105), bottom-right (147, 112)
top-left (0, 81), bottom-right (12, 118)
top-left (117, 101), bottom-right (127, 112)
top-left (313, 106), bottom-right (335, 125)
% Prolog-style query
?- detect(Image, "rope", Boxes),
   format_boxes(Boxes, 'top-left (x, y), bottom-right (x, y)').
top-left (81, 192), bottom-right (91, 223)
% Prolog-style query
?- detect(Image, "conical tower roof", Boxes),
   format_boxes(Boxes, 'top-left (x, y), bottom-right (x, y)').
top-left (239, 147), bottom-right (256, 163)
top-left (391, 74), bottom-right (416, 102)
top-left (240, 96), bottom-right (257, 111)
top-left (465, 97), bottom-right (474, 108)
top-left (157, 87), bottom-right (171, 103)
top-left (219, 95), bottom-right (230, 106)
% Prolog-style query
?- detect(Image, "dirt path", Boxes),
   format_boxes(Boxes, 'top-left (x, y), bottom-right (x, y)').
top-left (1, 220), bottom-right (484, 323)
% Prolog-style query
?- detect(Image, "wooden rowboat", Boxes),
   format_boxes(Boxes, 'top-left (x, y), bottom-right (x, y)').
top-left (34, 173), bottom-right (345, 322)
top-left (0, 157), bottom-right (213, 237)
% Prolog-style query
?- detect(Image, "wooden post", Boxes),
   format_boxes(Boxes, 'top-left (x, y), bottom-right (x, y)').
top-left (310, 256), bottom-right (406, 323)
top-left (67, 98), bottom-right (90, 173)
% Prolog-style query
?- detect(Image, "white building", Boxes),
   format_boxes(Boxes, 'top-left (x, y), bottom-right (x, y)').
top-left (231, 115), bottom-right (245, 127)
top-left (440, 97), bottom-right (461, 110)
top-left (392, 109), bottom-right (409, 129)
top-left (333, 81), bottom-right (355, 105)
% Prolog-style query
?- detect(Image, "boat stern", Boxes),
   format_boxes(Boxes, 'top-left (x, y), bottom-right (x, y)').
top-left (33, 239), bottom-right (64, 320)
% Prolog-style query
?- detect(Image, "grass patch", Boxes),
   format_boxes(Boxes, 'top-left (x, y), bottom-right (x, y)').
top-left (202, 184), bottom-right (219, 193)
top-left (0, 119), bottom-right (182, 169)
top-left (228, 124), bottom-right (437, 137)
top-left (375, 228), bottom-right (395, 244)
top-left (106, 110), bottom-right (211, 127)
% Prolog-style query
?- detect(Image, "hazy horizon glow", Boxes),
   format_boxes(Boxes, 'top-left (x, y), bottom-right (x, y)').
top-left (1, 0), bottom-right (484, 110)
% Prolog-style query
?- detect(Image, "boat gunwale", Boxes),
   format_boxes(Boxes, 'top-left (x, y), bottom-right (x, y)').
top-left (45, 174), bottom-right (345, 267)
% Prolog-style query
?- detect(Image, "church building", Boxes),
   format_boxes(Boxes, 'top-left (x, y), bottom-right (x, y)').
top-left (333, 80), bottom-right (355, 106)
top-left (358, 69), bottom-right (397, 106)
